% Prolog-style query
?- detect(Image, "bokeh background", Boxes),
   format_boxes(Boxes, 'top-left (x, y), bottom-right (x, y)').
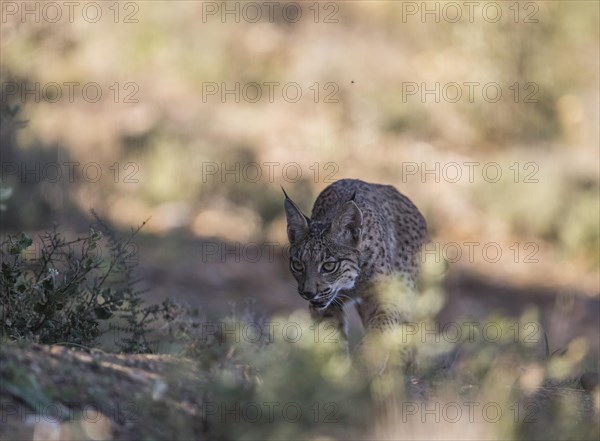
top-left (1, 2), bottom-right (599, 440)
top-left (1, 0), bottom-right (598, 376)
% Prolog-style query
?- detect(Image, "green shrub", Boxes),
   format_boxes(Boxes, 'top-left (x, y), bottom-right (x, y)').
top-left (0, 213), bottom-right (161, 352)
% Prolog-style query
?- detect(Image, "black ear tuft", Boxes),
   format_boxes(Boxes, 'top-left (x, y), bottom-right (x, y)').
top-left (283, 190), bottom-right (309, 244)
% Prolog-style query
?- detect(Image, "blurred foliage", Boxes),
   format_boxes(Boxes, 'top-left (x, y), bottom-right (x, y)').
top-left (0, 216), bottom-right (163, 352)
top-left (0, 2), bottom-right (597, 277)
top-left (472, 155), bottom-right (600, 267)
top-left (0, 4), bottom-right (598, 438)
top-left (108, 259), bottom-right (595, 440)
top-left (141, 294), bottom-right (598, 440)
top-left (0, 240), bottom-right (598, 440)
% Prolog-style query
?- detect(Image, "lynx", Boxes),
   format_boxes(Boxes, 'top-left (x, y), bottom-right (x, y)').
top-left (283, 179), bottom-right (427, 368)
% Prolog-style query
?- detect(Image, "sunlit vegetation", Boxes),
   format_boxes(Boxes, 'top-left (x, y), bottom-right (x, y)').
top-left (0, 1), bottom-right (598, 440)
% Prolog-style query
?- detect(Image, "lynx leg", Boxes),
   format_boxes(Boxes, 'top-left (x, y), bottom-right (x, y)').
top-left (309, 302), bottom-right (348, 351)
top-left (354, 288), bottom-right (416, 375)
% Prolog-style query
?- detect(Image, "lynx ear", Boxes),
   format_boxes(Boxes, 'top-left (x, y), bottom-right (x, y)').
top-left (330, 200), bottom-right (362, 247)
top-left (283, 188), bottom-right (309, 244)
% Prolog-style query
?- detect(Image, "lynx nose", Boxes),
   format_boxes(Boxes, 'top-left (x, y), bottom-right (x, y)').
top-left (300, 290), bottom-right (317, 300)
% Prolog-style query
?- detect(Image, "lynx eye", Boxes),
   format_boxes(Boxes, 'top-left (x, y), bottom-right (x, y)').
top-left (290, 259), bottom-right (304, 273)
top-left (321, 261), bottom-right (338, 273)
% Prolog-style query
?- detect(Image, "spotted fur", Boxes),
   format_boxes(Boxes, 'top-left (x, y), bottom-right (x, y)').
top-left (284, 179), bottom-right (427, 353)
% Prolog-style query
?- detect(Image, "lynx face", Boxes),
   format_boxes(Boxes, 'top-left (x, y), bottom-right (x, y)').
top-left (283, 191), bottom-right (362, 310)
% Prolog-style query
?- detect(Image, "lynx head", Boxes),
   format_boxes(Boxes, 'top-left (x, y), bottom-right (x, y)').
top-left (283, 189), bottom-right (362, 311)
